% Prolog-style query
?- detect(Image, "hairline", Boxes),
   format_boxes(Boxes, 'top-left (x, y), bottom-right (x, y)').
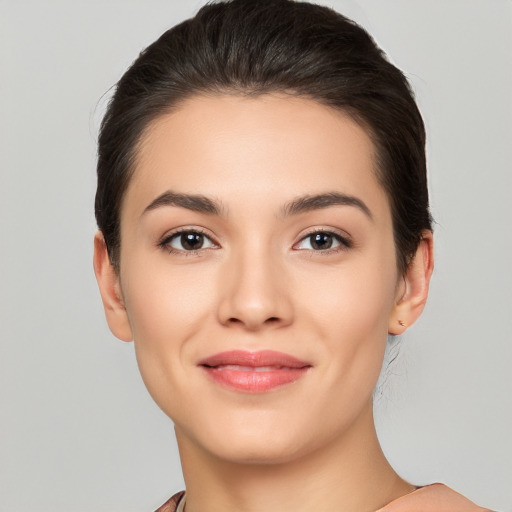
top-left (110, 89), bottom-right (401, 273)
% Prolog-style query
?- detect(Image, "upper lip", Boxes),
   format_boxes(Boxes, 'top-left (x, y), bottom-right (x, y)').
top-left (198, 350), bottom-right (311, 369)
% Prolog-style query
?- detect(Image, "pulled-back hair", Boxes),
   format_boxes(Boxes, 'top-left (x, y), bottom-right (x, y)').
top-left (96, 0), bottom-right (432, 273)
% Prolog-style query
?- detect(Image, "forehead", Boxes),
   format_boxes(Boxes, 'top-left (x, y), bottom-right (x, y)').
top-left (123, 93), bottom-right (390, 222)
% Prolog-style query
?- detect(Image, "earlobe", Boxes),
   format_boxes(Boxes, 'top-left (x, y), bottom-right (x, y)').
top-left (93, 231), bottom-right (133, 342)
top-left (388, 230), bottom-right (434, 335)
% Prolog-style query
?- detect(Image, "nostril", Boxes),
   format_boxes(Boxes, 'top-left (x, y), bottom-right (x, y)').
top-left (225, 316), bottom-right (281, 327)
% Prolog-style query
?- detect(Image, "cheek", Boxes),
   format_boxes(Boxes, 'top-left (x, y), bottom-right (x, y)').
top-left (120, 259), bottom-right (218, 416)
top-left (119, 257), bottom-right (218, 400)
top-left (122, 259), bottom-right (214, 342)
top-left (298, 254), bottom-right (397, 388)
top-left (302, 257), bottom-right (396, 335)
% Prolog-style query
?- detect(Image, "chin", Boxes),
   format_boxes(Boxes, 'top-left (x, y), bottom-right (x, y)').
top-left (206, 435), bottom-right (309, 466)
top-left (178, 409), bottom-right (338, 467)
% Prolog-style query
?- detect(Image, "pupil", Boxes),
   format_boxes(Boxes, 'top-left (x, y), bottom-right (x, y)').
top-left (181, 232), bottom-right (204, 250)
top-left (312, 233), bottom-right (332, 250)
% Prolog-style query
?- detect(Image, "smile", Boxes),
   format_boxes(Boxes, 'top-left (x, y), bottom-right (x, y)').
top-left (198, 350), bottom-right (312, 392)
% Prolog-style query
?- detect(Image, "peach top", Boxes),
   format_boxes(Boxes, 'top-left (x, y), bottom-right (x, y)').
top-left (377, 483), bottom-right (492, 511)
top-left (155, 484), bottom-right (493, 511)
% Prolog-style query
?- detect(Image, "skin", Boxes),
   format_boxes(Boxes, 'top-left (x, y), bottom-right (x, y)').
top-left (94, 94), bottom-right (433, 512)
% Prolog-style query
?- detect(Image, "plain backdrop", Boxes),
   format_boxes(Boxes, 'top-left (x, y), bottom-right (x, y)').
top-left (1, 1), bottom-right (511, 511)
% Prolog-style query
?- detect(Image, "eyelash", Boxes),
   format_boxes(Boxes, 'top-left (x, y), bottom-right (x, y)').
top-left (158, 228), bottom-right (352, 256)
top-left (158, 228), bottom-right (218, 256)
top-left (293, 228), bottom-right (353, 255)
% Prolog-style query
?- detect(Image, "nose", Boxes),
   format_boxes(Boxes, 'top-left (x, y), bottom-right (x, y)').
top-left (216, 247), bottom-right (294, 331)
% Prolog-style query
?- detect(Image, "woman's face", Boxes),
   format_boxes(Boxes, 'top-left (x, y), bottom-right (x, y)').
top-left (113, 94), bottom-right (405, 463)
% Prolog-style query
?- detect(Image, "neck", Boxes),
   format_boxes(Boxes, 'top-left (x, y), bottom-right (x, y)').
top-left (175, 402), bottom-right (414, 512)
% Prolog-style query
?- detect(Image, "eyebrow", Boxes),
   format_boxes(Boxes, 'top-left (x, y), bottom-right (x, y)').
top-left (142, 191), bottom-right (225, 217)
top-left (281, 192), bottom-right (373, 221)
top-left (141, 190), bottom-right (372, 221)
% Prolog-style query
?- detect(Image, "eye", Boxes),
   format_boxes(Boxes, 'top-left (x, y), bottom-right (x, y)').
top-left (161, 230), bottom-right (217, 253)
top-left (295, 231), bottom-right (351, 252)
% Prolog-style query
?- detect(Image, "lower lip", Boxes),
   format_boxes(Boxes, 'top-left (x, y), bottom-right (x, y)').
top-left (201, 366), bottom-right (310, 392)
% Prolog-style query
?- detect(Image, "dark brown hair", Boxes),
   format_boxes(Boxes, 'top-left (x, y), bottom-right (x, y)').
top-left (96, 0), bottom-right (432, 273)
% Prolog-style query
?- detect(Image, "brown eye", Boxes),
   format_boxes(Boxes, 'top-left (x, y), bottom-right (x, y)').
top-left (295, 231), bottom-right (351, 252)
top-left (310, 232), bottom-right (334, 250)
top-left (180, 232), bottom-right (204, 250)
top-left (164, 230), bottom-right (216, 252)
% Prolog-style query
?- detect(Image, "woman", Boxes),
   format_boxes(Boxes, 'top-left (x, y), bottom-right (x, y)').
top-left (93, 1), bottom-right (492, 510)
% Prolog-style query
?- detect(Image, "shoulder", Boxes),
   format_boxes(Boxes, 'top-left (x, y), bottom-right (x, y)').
top-left (378, 483), bottom-right (494, 512)
top-left (154, 490), bottom-right (185, 512)
top-left (155, 486), bottom-right (493, 512)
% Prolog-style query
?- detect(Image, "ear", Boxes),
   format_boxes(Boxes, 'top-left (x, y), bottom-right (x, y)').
top-left (388, 230), bottom-right (434, 335)
top-left (93, 231), bottom-right (133, 342)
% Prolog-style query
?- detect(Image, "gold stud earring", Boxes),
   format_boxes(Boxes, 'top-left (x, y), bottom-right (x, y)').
top-left (398, 320), bottom-right (406, 327)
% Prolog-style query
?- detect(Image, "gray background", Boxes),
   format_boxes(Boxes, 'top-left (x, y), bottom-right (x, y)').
top-left (1, 1), bottom-right (510, 510)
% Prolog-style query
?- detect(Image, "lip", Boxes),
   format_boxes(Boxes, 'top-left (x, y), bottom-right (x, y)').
top-left (198, 350), bottom-right (312, 393)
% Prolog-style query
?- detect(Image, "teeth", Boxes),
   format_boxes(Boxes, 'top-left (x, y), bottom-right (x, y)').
top-left (217, 365), bottom-right (285, 372)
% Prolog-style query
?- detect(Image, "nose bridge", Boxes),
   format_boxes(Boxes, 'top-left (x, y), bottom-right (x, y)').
top-left (217, 236), bottom-right (292, 330)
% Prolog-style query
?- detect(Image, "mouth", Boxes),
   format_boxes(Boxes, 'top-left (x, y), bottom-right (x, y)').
top-left (198, 350), bottom-right (312, 393)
